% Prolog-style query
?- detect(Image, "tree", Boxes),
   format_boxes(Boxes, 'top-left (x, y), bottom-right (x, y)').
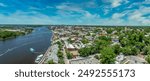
top-left (68, 38), bottom-right (73, 43)
top-left (56, 41), bottom-right (63, 49)
top-left (81, 38), bottom-right (89, 44)
top-left (138, 32), bottom-right (144, 42)
top-left (79, 45), bottom-right (99, 57)
top-left (146, 54), bottom-right (150, 64)
top-left (121, 46), bottom-right (132, 55)
top-left (106, 28), bottom-right (113, 34)
top-left (66, 51), bottom-right (73, 59)
top-left (57, 50), bottom-right (63, 58)
top-left (98, 36), bottom-right (111, 41)
top-left (94, 55), bottom-right (100, 59)
top-left (100, 47), bottom-right (116, 64)
top-left (48, 59), bottom-right (55, 64)
top-left (113, 44), bottom-right (121, 55)
top-left (144, 37), bottom-right (150, 45)
top-left (79, 47), bottom-right (91, 57)
top-left (58, 58), bottom-right (65, 64)
top-left (135, 42), bottom-right (145, 51)
top-left (87, 32), bottom-right (91, 36)
top-left (131, 46), bottom-right (140, 55)
top-left (0, 30), bottom-right (25, 40)
top-left (120, 37), bottom-right (130, 47)
top-left (143, 46), bottom-right (150, 55)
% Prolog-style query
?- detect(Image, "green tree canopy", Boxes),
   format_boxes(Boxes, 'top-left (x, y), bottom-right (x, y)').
top-left (112, 44), bottom-right (121, 55)
top-left (143, 45), bottom-right (150, 55)
top-left (146, 54), bottom-right (150, 64)
top-left (100, 47), bottom-right (116, 64)
top-left (66, 51), bottom-right (73, 59)
top-left (48, 59), bottom-right (55, 64)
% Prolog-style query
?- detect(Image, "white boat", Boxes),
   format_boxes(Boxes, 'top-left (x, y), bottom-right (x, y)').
top-left (30, 48), bottom-right (35, 52)
top-left (35, 54), bottom-right (43, 63)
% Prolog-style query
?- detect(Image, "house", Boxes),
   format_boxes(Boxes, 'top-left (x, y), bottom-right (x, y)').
top-left (64, 41), bottom-right (76, 51)
top-left (115, 53), bottom-right (125, 64)
top-left (111, 35), bottom-right (119, 44)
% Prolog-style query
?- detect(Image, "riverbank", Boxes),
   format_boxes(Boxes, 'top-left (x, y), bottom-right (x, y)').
top-left (0, 28), bottom-right (33, 41)
top-left (0, 27), bottom-right (51, 64)
top-left (38, 30), bottom-right (54, 64)
top-left (0, 31), bottom-right (25, 41)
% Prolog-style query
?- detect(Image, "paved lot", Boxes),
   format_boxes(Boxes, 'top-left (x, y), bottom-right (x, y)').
top-left (69, 55), bottom-right (99, 64)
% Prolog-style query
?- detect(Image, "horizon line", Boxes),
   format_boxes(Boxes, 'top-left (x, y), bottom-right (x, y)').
top-left (0, 24), bottom-right (150, 27)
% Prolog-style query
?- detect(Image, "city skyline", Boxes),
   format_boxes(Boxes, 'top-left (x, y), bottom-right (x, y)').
top-left (0, 0), bottom-right (149, 25)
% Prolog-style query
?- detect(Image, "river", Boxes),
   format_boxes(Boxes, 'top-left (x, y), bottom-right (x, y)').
top-left (0, 27), bottom-right (52, 64)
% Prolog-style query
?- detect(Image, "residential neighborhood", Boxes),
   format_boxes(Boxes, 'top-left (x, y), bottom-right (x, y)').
top-left (45, 26), bottom-right (150, 64)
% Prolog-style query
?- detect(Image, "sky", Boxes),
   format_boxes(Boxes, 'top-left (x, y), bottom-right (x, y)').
top-left (0, 0), bottom-right (149, 25)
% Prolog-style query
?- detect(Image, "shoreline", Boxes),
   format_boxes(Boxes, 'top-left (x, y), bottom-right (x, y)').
top-left (0, 27), bottom-right (52, 64)
top-left (0, 29), bottom-right (33, 41)
top-left (38, 30), bottom-right (54, 64)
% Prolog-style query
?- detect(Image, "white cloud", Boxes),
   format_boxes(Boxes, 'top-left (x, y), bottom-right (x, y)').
top-left (105, 0), bottom-right (129, 8)
top-left (103, 9), bottom-right (109, 15)
top-left (29, 6), bottom-right (41, 10)
top-left (0, 9), bottom-right (148, 25)
top-left (0, 1), bottom-right (149, 26)
top-left (103, 0), bottom-right (129, 8)
top-left (0, 3), bottom-right (7, 7)
top-left (56, 2), bottom-right (94, 18)
top-left (56, 2), bottom-right (83, 13)
top-left (112, 13), bottom-right (125, 19)
top-left (111, 5), bottom-right (150, 25)
top-left (143, 0), bottom-right (150, 4)
top-left (0, 11), bottom-right (53, 24)
top-left (128, 7), bottom-right (150, 24)
top-left (55, 2), bottom-right (103, 25)
top-left (111, 0), bottom-right (122, 8)
top-left (85, 0), bottom-right (99, 8)
top-left (101, 0), bottom-right (129, 15)
top-left (127, 0), bottom-right (150, 9)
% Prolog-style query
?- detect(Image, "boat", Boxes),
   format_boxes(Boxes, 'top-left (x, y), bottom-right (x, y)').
top-left (30, 48), bottom-right (35, 52)
top-left (35, 54), bottom-right (43, 63)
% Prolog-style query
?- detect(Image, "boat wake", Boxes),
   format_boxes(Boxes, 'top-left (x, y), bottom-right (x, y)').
top-left (0, 39), bottom-right (44, 57)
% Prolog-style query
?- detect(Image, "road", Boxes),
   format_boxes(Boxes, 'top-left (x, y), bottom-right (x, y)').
top-left (63, 46), bottom-right (69, 64)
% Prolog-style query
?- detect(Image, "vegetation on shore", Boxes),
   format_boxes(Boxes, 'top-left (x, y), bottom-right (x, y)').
top-left (47, 59), bottom-right (55, 64)
top-left (0, 28), bottom-right (33, 40)
top-left (0, 31), bottom-right (25, 40)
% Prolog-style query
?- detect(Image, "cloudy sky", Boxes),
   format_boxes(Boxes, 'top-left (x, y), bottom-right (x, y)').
top-left (0, 0), bottom-right (149, 25)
